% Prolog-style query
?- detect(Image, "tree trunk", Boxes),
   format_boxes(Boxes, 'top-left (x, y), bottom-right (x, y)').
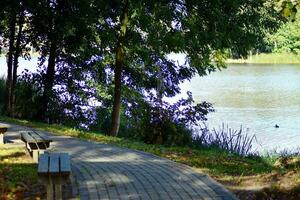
top-left (109, 0), bottom-right (129, 136)
top-left (4, 12), bottom-right (16, 116)
top-left (42, 39), bottom-right (57, 122)
top-left (10, 10), bottom-right (24, 117)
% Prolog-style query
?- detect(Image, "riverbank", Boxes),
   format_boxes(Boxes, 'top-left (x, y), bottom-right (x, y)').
top-left (227, 53), bottom-right (300, 64)
top-left (1, 116), bottom-right (300, 200)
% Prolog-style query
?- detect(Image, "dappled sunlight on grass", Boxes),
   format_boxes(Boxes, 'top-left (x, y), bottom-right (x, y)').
top-left (0, 147), bottom-right (44, 200)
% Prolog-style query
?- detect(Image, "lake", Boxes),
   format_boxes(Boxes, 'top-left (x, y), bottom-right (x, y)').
top-left (1, 57), bottom-right (299, 151)
top-left (180, 64), bottom-right (300, 152)
top-left (0, 56), bottom-right (38, 76)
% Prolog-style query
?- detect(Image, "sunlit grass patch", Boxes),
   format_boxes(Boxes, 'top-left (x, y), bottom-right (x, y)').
top-left (0, 147), bottom-right (44, 200)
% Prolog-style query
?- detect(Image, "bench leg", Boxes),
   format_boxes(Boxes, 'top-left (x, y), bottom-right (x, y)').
top-left (47, 184), bottom-right (62, 200)
top-left (32, 150), bottom-right (39, 162)
top-left (47, 184), bottom-right (54, 200)
top-left (32, 150), bottom-right (45, 162)
top-left (25, 143), bottom-right (31, 155)
top-left (40, 175), bottom-right (69, 200)
top-left (44, 177), bottom-right (64, 200)
top-left (0, 134), bottom-right (4, 145)
top-left (55, 184), bottom-right (62, 200)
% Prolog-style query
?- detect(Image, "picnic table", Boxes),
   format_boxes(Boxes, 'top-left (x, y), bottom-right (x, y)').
top-left (20, 131), bottom-right (52, 162)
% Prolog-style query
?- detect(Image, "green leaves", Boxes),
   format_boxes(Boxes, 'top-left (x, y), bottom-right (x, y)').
top-left (267, 11), bottom-right (300, 53)
top-left (276, 0), bottom-right (300, 20)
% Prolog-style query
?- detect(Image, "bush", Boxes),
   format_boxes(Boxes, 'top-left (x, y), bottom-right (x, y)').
top-left (89, 107), bottom-right (112, 134)
top-left (122, 92), bottom-right (214, 146)
top-left (14, 79), bottom-right (43, 119)
top-left (266, 12), bottom-right (300, 54)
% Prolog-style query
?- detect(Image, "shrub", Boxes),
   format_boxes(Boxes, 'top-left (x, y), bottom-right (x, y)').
top-left (122, 92), bottom-right (214, 146)
top-left (14, 79), bottom-right (43, 119)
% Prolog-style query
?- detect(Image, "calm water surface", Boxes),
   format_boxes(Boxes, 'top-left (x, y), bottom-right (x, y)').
top-left (0, 56), bottom-right (38, 76)
top-left (181, 64), bottom-right (300, 151)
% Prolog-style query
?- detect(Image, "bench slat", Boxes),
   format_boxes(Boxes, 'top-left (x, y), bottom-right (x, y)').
top-left (32, 131), bottom-right (52, 142)
top-left (60, 153), bottom-right (71, 175)
top-left (20, 131), bottom-right (52, 143)
top-left (20, 131), bottom-right (36, 143)
top-left (38, 153), bottom-right (49, 175)
top-left (29, 132), bottom-right (44, 142)
top-left (49, 153), bottom-right (60, 174)
top-left (38, 153), bottom-right (71, 177)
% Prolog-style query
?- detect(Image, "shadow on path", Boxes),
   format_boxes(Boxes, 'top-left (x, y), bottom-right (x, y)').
top-left (1, 121), bottom-right (238, 200)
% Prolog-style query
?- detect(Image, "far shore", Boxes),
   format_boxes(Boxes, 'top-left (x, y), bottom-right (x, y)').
top-left (1, 52), bottom-right (300, 65)
top-left (227, 53), bottom-right (300, 64)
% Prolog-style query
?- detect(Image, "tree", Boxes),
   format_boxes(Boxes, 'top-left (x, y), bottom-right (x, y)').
top-left (0, 0), bottom-right (278, 144)
top-left (4, 2), bottom-right (17, 115)
top-left (10, 3), bottom-right (27, 116)
top-left (28, 0), bottom-right (100, 121)
top-left (98, 0), bottom-right (276, 136)
top-left (0, 1), bottom-right (6, 55)
top-left (267, 12), bottom-right (300, 53)
top-left (1, 0), bottom-right (28, 116)
top-left (260, 1), bottom-right (300, 54)
top-left (28, 0), bottom-right (68, 120)
top-left (110, 0), bottom-right (129, 136)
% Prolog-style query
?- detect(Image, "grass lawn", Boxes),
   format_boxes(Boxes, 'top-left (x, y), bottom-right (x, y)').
top-left (227, 53), bottom-right (300, 64)
top-left (0, 147), bottom-right (45, 200)
top-left (1, 116), bottom-right (300, 200)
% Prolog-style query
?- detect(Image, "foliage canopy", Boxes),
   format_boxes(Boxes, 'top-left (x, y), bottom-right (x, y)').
top-left (0, 0), bottom-right (281, 144)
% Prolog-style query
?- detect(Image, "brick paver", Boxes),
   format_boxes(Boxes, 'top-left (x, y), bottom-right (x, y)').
top-left (1, 122), bottom-right (238, 200)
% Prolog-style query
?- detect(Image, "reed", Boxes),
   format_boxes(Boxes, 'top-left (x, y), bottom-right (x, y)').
top-left (194, 123), bottom-right (257, 156)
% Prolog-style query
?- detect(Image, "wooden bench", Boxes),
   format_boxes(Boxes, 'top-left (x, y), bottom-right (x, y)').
top-left (20, 131), bottom-right (52, 162)
top-left (0, 126), bottom-right (8, 145)
top-left (38, 153), bottom-right (71, 200)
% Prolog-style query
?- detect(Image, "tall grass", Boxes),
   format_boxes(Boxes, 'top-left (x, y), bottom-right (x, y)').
top-left (262, 147), bottom-right (300, 158)
top-left (194, 123), bottom-right (257, 156)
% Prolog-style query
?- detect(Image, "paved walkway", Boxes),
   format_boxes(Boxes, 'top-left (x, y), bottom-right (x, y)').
top-left (1, 122), bottom-right (238, 200)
